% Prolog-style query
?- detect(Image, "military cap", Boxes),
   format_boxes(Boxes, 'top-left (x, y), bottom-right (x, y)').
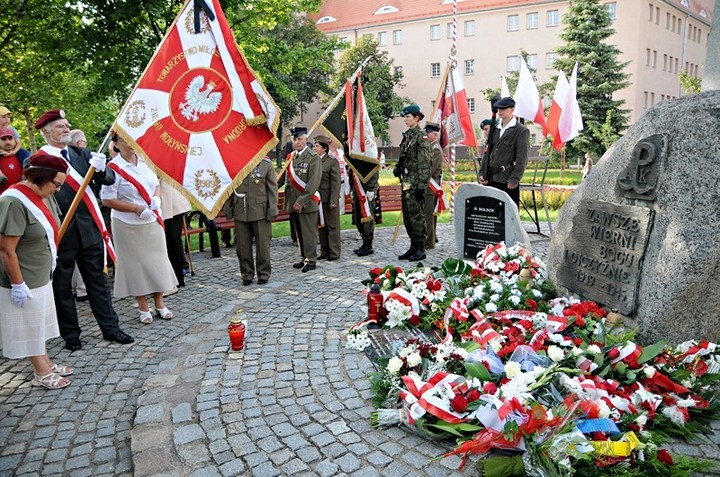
top-left (290, 124), bottom-right (308, 138)
top-left (313, 134), bottom-right (331, 147)
top-left (401, 104), bottom-right (424, 119)
top-left (480, 119), bottom-right (493, 128)
top-left (493, 97), bottom-right (516, 109)
top-left (25, 150), bottom-right (69, 173)
top-left (424, 122), bottom-right (441, 133)
top-left (34, 109), bottom-right (66, 129)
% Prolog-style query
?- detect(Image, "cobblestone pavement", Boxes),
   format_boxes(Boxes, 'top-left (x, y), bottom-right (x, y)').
top-left (1, 222), bottom-right (718, 476)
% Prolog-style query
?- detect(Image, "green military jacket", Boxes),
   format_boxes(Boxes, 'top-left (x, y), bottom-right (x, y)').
top-left (318, 153), bottom-right (341, 205)
top-left (429, 141), bottom-right (444, 183)
top-left (398, 126), bottom-right (433, 190)
top-left (223, 157), bottom-right (279, 222)
top-left (283, 147), bottom-right (321, 214)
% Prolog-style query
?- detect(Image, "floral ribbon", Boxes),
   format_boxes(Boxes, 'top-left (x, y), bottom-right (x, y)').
top-left (399, 371), bottom-right (468, 425)
top-left (385, 288), bottom-right (420, 317)
top-left (428, 178), bottom-right (448, 215)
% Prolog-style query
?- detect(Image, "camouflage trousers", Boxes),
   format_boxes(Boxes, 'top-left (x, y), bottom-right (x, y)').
top-left (401, 189), bottom-right (427, 241)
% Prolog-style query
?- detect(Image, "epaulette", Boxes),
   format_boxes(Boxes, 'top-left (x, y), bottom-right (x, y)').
top-left (263, 156), bottom-right (272, 163)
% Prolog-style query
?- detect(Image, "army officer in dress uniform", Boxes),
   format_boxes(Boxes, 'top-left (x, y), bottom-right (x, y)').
top-left (394, 104), bottom-right (433, 262)
top-left (424, 122), bottom-right (444, 250)
top-left (283, 125), bottom-right (321, 273)
top-left (223, 156), bottom-right (278, 285)
top-left (313, 135), bottom-right (341, 261)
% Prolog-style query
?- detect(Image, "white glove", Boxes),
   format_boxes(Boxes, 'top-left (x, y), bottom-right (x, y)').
top-left (150, 196), bottom-right (162, 211)
top-left (139, 208), bottom-right (156, 221)
top-left (11, 282), bottom-right (33, 308)
top-left (89, 152), bottom-right (107, 172)
top-left (366, 191), bottom-right (374, 201)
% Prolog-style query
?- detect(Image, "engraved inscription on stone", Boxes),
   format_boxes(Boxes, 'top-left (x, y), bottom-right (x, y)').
top-left (556, 200), bottom-right (654, 314)
top-left (617, 134), bottom-right (666, 201)
top-left (463, 196), bottom-right (505, 259)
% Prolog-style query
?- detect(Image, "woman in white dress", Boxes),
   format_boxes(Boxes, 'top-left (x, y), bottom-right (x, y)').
top-left (0, 151), bottom-right (72, 389)
top-left (100, 134), bottom-right (178, 324)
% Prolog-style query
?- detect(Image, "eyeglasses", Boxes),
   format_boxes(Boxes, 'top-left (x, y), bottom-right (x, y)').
top-left (52, 181), bottom-right (64, 189)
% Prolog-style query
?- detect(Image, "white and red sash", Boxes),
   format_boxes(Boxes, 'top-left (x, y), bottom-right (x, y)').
top-left (352, 176), bottom-right (373, 223)
top-left (41, 146), bottom-right (116, 264)
top-left (429, 178), bottom-right (448, 215)
top-left (286, 157), bottom-right (325, 227)
top-left (107, 162), bottom-right (164, 229)
top-left (2, 184), bottom-right (60, 271)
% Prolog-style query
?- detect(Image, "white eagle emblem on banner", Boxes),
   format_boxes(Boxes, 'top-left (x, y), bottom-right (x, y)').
top-left (180, 75), bottom-right (222, 121)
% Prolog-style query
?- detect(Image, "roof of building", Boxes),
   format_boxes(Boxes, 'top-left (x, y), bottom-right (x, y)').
top-left (311, 0), bottom-right (713, 32)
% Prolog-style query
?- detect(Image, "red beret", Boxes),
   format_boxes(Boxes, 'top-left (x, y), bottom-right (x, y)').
top-left (34, 109), bottom-right (66, 130)
top-left (26, 151), bottom-right (69, 173)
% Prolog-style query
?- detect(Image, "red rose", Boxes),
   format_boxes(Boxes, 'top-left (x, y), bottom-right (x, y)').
top-left (657, 449), bottom-right (674, 467)
top-left (369, 267), bottom-right (382, 277)
top-left (608, 348), bottom-right (620, 360)
top-left (591, 432), bottom-right (608, 441)
top-left (408, 315), bottom-right (420, 326)
top-left (574, 315), bottom-right (586, 328)
top-left (450, 394), bottom-right (468, 413)
top-left (526, 299), bottom-right (538, 311)
top-left (466, 388), bottom-right (481, 402)
top-left (483, 382), bottom-right (497, 394)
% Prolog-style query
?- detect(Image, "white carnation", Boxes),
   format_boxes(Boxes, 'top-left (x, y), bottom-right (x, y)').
top-left (548, 345), bottom-right (565, 362)
top-left (386, 357), bottom-right (404, 374)
top-left (485, 303), bottom-right (498, 313)
top-left (504, 361), bottom-right (522, 378)
top-left (587, 344), bottom-right (602, 355)
top-left (406, 351), bottom-right (422, 367)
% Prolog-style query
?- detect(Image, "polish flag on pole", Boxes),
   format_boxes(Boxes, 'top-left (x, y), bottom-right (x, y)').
top-left (500, 76), bottom-right (511, 99)
top-left (513, 57), bottom-right (547, 134)
top-left (546, 63), bottom-right (583, 151)
top-left (111, 0), bottom-right (279, 218)
top-left (431, 64), bottom-right (477, 148)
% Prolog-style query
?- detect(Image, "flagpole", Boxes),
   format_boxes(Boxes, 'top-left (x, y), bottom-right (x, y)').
top-left (449, 0), bottom-right (458, 216)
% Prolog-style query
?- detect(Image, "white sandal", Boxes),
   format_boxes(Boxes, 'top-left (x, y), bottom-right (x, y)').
top-left (139, 310), bottom-right (153, 324)
top-left (32, 372), bottom-right (70, 389)
top-left (156, 307), bottom-right (174, 320)
top-left (51, 364), bottom-right (73, 376)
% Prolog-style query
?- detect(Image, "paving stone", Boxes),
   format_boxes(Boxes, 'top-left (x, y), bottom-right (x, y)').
top-left (313, 459), bottom-right (340, 477)
top-left (174, 424), bottom-right (205, 446)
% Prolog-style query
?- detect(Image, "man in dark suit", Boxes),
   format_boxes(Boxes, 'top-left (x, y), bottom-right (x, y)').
top-left (479, 97), bottom-right (530, 207)
top-left (283, 125), bottom-right (321, 272)
top-left (35, 109), bottom-right (134, 351)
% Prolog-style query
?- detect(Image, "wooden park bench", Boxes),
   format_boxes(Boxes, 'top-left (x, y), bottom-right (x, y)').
top-left (185, 184), bottom-right (404, 258)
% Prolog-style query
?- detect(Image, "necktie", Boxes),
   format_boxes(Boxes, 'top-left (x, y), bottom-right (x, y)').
top-left (60, 149), bottom-right (68, 161)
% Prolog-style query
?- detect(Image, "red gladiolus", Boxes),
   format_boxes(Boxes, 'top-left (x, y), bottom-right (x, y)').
top-left (450, 394), bottom-right (469, 413)
top-left (657, 449), bottom-right (674, 466)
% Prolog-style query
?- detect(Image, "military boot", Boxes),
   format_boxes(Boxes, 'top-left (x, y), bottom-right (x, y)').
top-left (398, 242), bottom-right (416, 260)
top-left (356, 239), bottom-right (374, 257)
top-left (408, 241), bottom-right (426, 262)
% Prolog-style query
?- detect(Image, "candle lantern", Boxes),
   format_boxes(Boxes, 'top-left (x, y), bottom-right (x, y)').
top-left (367, 283), bottom-right (383, 325)
top-left (228, 308), bottom-right (247, 351)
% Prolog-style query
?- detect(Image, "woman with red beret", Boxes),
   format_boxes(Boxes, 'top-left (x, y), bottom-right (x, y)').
top-left (0, 151), bottom-right (73, 389)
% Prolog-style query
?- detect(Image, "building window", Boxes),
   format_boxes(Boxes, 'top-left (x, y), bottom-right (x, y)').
top-left (643, 91), bottom-right (648, 109)
top-left (545, 52), bottom-right (557, 69)
top-left (507, 15), bottom-right (519, 31)
top-left (431, 63), bottom-right (441, 78)
top-left (374, 5), bottom-right (399, 15)
top-left (447, 23), bottom-right (454, 39)
top-left (430, 24), bottom-right (440, 40)
top-left (527, 54), bottom-right (538, 69)
top-left (655, 6), bottom-right (660, 24)
top-left (663, 54), bottom-right (667, 71)
top-left (507, 56), bottom-right (520, 72)
top-left (546, 10), bottom-right (559, 27)
top-left (645, 48), bottom-right (651, 66)
top-left (378, 31), bottom-right (387, 46)
top-left (527, 12), bottom-right (539, 29)
top-left (467, 98), bottom-right (476, 113)
top-left (650, 92), bottom-right (655, 106)
top-left (605, 2), bottom-right (617, 20)
top-left (464, 59), bottom-right (475, 75)
top-left (393, 30), bottom-right (403, 44)
top-left (652, 50), bottom-right (657, 68)
top-left (464, 20), bottom-right (475, 36)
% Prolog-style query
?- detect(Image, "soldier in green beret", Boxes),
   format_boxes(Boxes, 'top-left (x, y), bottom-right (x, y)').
top-left (393, 104), bottom-right (433, 261)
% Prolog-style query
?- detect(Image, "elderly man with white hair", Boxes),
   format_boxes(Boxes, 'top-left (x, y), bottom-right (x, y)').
top-left (35, 109), bottom-right (134, 351)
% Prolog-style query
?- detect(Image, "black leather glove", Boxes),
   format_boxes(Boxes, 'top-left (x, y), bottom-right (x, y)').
top-left (393, 165), bottom-right (402, 178)
top-left (414, 188), bottom-right (424, 201)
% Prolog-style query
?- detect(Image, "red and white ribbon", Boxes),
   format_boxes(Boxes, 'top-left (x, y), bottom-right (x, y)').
top-left (400, 371), bottom-right (468, 425)
top-left (107, 162), bottom-right (164, 229)
top-left (385, 288), bottom-right (420, 317)
top-left (287, 159), bottom-right (325, 227)
top-left (352, 176), bottom-right (372, 222)
top-left (429, 178), bottom-right (448, 215)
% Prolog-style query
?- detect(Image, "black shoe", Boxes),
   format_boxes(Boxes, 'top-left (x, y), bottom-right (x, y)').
top-left (103, 330), bottom-right (135, 344)
top-left (352, 246), bottom-right (363, 254)
top-left (293, 261), bottom-right (305, 269)
top-left (65, 338), bottom-right (82, 352)
top-left (408, 242), bottom-right (426, 262)
top-left (317, 254), bottom-right (329, 260)
top-left (398, 245), bottom-right (415, 260)
top-left (75, 295), bottom-right (89, 302)
top-left (327, 257), bottom-right (339, 261)
top-left (301, 263), bottom-right (316, 273)
top-left (242, 279), bottom-right (252, 286)
top-left (356, 248), bottom-right (374, 257)
top-left (258, 279), bottom-right (268, 285)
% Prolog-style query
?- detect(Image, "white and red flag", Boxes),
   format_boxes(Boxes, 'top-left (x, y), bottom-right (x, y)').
top-left (111, 0), bottom-right (279, 218)
top-left (500, 75), bottom-right (511, 99)
top-left (431, 64), bottom-right (477, 149)
top-left (347, 78), bottom-right (379, 162)
top-left (513, 57), bottom-right (547, 134)
top-left (546, 63), bottom-right (583, 151)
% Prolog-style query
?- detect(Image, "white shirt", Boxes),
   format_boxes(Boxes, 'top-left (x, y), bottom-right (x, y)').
top-left (100, 154), bottom-right (159, 225)
top-left (498, 117), bottom-right (517, 139)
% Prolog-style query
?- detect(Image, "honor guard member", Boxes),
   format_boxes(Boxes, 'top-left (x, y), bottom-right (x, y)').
top-left (314, 135), bottom-right (341, 261)
top-left (223, 156), bottom-right (278, 286)
top-left (284, 125), bottom-right (321, 272)
top-left (479, 97), bottom-right (529, 207)
top-left (36, 109), bottom-right (134, 351)
top-left (350, 167), bottom-right (379, 257)
top-left (423, 121), bottom-right (444, 250)
top-left (394, 104), bottom-right (433, 262)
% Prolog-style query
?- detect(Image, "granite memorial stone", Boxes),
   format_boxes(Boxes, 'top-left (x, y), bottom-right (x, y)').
top-left (547, 91), bottom-right (720, 344)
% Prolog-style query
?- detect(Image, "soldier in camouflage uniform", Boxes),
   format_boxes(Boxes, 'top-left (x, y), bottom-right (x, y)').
top-left (393, 104), bottom-right (433, 262)
top-left (423, 122), bottom-right (444, 250)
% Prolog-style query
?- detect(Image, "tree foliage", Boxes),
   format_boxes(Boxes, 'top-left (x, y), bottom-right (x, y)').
top-left (330, 36), bottom-right (406, 141)
top-left (549, 0), bottom-right (630, 158)
top-left (679, 71), bottom-right (702, 95)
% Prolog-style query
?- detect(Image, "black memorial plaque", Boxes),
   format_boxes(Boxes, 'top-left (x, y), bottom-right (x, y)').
top-left (556, 200), bottom-right (654, 315)
top-left (463, 196), bottom-right (505, 259)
